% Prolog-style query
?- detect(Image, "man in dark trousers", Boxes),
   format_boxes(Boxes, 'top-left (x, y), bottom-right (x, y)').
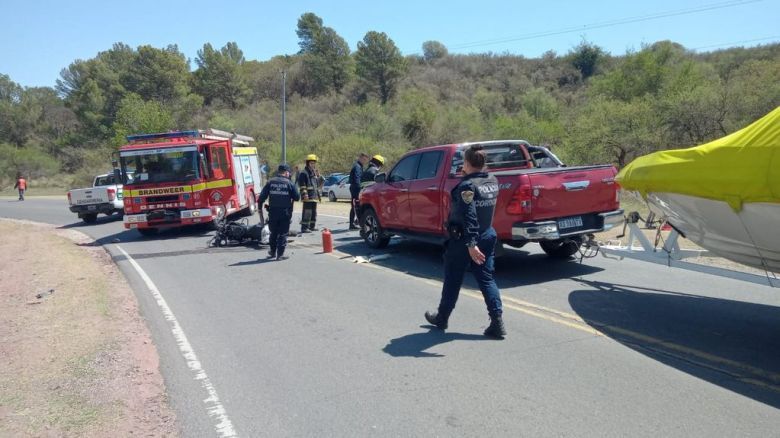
top-left (297, 154), bottom-right (321, 233)
top-left (258, 164), bottom-right (300, 261)
top-left (425, 144), bottom-right (506, 339)
top-left (348, 153), bottom-right (369, 230)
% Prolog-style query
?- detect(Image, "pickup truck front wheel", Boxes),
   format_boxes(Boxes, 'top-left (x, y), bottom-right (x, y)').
top-left (361, 208), bottom-right (390, 249)
top-left (540, 236), bottom-right (583, 259)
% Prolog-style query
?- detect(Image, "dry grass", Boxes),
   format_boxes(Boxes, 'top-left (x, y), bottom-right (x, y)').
top-left (0, 220), bottom-right (177, 437)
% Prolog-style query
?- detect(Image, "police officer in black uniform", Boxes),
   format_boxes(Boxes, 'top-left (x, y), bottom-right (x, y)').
top-left (425, 144), bottom-right (506, 338)
top-left (259, 164), bottom-right (300, 261)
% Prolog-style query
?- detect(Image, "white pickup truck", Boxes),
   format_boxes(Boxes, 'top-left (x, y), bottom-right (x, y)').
top-left (67, 173), bottom-right (125, 223)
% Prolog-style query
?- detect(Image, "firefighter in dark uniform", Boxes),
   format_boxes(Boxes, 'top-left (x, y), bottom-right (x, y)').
top-left (425, 144), bottom-right (506, 338)
top-left (259, 164), bottom-right (300, 261)
top-left (297, 154), bottom-right (321, 233)
top-left (359, 154), bottom-right (384, 189)
top-left (349, 153), bottom-right (369, 230)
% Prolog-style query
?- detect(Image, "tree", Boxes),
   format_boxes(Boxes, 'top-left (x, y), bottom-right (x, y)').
top-left (124, 45), bottom-right (191, 104)
top-left (568, 40), bottom-right (605, 80)
top-left (591, 41), bottom-right (687, 101)
top-left (355, 31), bottom-right (407, 104)
top-left (194, 42), bottom-right (249, 108)
top-left (295, 13), bottom-right (353, 96)
top-left (422, 41), bottom-right (448, 62)
top-left (565, 96), bottom-right (662, 167)
top-left (111, 94), bottom-right (174, 145)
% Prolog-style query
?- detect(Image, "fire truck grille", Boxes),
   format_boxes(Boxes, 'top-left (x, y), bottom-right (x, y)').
top-left (146, 195), bottom-right (179, 203)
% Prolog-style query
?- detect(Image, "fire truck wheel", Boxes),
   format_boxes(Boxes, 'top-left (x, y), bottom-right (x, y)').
top-left (207, 205), bottom-right (227, 230)
top-left (242, 194), bottom-right (257, 217)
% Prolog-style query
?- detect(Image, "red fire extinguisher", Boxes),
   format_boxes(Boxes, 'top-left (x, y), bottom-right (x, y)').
top-left (322, 228), bottom-right (333, 253)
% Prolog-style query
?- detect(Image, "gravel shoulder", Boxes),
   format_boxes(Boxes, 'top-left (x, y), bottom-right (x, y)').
top-left (0, 219), bottom-right (177, 437)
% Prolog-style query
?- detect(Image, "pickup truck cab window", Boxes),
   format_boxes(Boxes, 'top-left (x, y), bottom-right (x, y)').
top-left (389, 154), bottom-right (421, 182)
top-left (450, 142), bottom-right (532, 175)
top-left (94, 175), bottom-right (116, 186)
top-left (417, 151), bottom-right (443, 179)
top-left (527, 145), bottom-right (563, 168)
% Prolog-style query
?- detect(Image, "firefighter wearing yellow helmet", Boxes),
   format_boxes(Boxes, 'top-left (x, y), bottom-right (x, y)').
top-left (297, 153), bottom-right (321, 232)
top-left (360, 154), bottom-right (385, 188)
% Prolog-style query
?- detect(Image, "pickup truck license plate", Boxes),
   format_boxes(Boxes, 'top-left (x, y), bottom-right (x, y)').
top-left (87, 205), bottom-right (97, 211)
top-left (558, 216), bottom-right (583, 230)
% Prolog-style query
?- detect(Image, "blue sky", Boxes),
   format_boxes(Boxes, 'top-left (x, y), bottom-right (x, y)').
top-left (1, 0), bottom-right (778, 88)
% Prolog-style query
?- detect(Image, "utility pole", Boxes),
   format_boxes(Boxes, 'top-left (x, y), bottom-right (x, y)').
top-left (281, 70), bottom-right (287, 164)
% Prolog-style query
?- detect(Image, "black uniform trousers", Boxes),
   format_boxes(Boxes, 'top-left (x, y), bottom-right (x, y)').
top-left (268, 208), bottom-right (292, 257)
top-left (349, 187), bottom-right (360, 227)
top-left (438, 228), bottom-right (503, 319)
top-left (301, 201), bottom-right (317, 231)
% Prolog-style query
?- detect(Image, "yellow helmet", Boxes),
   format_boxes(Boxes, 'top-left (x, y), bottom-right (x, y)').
top-left (372, 154), bottom-right (385, 166)
top-left (306, 154), bottom-right (318, 162)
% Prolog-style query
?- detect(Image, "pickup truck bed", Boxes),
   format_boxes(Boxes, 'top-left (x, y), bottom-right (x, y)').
top-left (67, 174), bottom-right (124, 223)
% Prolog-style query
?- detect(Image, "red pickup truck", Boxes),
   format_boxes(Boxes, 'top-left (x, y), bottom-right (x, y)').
top-left (358, 140), bottom-right (624, 258)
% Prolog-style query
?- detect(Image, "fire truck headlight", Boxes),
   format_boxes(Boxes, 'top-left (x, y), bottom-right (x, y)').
top-left (192, 210), bottom-right (201, 217)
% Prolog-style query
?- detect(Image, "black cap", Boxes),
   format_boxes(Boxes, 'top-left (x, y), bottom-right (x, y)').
top-left (278, 164), bottom-right (291, 173)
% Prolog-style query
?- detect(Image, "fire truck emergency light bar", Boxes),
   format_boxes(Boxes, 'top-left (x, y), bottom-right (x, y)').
top-left (126, 129), bottom-right (254, 145)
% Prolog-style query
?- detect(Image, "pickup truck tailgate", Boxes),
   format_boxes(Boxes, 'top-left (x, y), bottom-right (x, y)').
top-left (525, 165), bottom-right (618, 220)
top-left (69, 187), bottom-right (110, 205)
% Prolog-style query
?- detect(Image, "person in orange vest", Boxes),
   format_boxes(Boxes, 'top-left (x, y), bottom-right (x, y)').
top-left (14, 174), bottom-right (27, 201)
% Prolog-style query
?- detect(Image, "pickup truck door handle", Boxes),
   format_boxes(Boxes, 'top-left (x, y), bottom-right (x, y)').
top-left (426, 186), bottom-right (438, 191)
top-left (563, 181), bottom-right (590, 191)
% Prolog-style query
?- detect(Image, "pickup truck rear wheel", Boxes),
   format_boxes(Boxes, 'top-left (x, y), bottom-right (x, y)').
top-left (82, 213), bottom-right (98, 224)
top-left (540, 236), bottom-right (583, 258)
top-left (361, 208), bottom-right (390, 249)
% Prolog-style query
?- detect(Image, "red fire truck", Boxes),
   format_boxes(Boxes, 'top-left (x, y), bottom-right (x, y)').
top-left (118, 129), bottom-right (264, 236)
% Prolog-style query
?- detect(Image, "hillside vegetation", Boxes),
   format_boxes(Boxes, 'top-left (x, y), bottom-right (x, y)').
top-left (1, 12), bottom-right (778, 189)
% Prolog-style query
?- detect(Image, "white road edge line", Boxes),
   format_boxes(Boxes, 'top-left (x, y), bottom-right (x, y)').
top-left (116, 245), bottom-right (237, 438)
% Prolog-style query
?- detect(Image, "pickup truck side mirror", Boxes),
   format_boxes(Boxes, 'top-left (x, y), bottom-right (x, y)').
top-left (375, 173), bottom-right (386, 184)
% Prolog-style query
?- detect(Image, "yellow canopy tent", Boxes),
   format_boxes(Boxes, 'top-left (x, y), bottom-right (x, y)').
top-left (616, 106), bottom-right (780, 211)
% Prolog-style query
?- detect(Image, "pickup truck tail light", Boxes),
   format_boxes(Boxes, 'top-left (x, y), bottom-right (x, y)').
top-left (107, 188), bottom-right (116, 202)
top-left (506, 175), bottom-right (533, 215)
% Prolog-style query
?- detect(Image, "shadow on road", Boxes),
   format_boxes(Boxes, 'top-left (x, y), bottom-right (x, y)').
top-left (383, 327), bottom-right (488, 358)
top-left (568, 279), bottom-right (780, 408)
top-left (332, 235), bottom-right (603, 289)
top-left (58, 213), bottom-right (124, 229)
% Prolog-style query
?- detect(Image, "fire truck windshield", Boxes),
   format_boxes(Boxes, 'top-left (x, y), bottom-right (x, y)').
top-left (120, 149), bottom-right (200, 185)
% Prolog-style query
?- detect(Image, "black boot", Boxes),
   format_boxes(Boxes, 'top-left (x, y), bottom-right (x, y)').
top-left (484, 315), bottom-right (506, 339)
top-left (267, 249), bottom-right (276, 259)
top-left (424, 311), bottom-right (448, 330)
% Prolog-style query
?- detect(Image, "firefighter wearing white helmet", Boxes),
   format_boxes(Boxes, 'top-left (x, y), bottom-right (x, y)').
top-left (297, 153), bottom-right (321, 233)
top-left (360, 154), bottom-right (385, 188)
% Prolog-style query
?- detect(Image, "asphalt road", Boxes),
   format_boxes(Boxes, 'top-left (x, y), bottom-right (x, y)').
top-left (3, 197), bottom-right (779, 437)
